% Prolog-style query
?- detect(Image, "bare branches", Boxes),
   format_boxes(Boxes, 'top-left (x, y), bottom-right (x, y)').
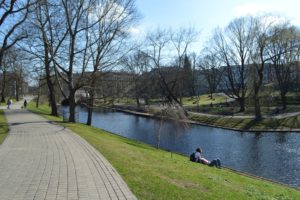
top-left (208, 16), bottom-right (255, 111)
top-left (198, 49), bottom-right (223, 98)
top-left (0, 0), bottom-right (32, 66)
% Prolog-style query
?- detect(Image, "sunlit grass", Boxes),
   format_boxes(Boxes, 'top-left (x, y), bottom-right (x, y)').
top-left (189, 114), bottom-right (300, 130)
top-left (0, 110), bottom-right (9, 144)
top-left (182, 93), bottom-right (229, 106)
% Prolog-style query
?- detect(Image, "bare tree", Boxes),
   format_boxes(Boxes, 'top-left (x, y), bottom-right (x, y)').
top-left (0, 0), bottom-right (33, 102)
top-left (199, 48), bottom-right (223, 99)
top-left (0, 50), bottom-right (10, 101)
top-left (146, 28), bottom-right (180, 104)
top-left (249, 16), bottom-right (276, 120)
top-left (267, 23), bottom-right (300, 110)
top-left (49, 0), bottom-right (99, 122)
top-left (146, 27), bottom-right (197, 112)
top-left (85, 0), bottom-right (139, 125)
top-left (211, 16), bottom-right (254, 112)
top-left (171, 27), bottom-right (198, 100)
top-left (27, 0), bottom-right (68, 116)
top-left (122, 49), bottom-right (150, 107)
top-left (0, 48), bottom-right (27, 101)
top-left (189, 52), bottom-right (198, 96)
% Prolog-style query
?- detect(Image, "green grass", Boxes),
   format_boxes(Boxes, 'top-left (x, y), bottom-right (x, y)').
top-left (189, 114), bottom-right (300, 131)
top-left (189, 114), bottom-right (254, 130)
top-left (115, 97), bottom-right (137, 105)
top-left (28, 102), bottom-right (300, 199)
top-left (0, 109), bottom-right (9, 144)
top-left (99, 94), bottom-right (229, 107)
top-left (182, 93), bottom-right (229, 106)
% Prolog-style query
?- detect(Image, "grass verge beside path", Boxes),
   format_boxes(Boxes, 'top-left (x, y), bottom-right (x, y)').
top-left (28, 103), bottom-right (300, 200)
top-left (0, 110), bottom-right (9, 144)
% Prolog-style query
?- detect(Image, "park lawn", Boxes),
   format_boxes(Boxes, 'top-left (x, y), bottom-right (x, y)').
top-left (182, 93), bottom-right (229, 106)
top-left (28, 102), bottom-right (300, 200)
top-left (98, 93), bottom-right (229, 107)
top-left (115, 97), bottom-right (137, 105)
top-left (0, 110), bottom-right (9, 144)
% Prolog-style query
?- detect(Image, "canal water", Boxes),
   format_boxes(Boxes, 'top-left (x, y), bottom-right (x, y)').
top-left (62, 106), bottom-right (300, 188)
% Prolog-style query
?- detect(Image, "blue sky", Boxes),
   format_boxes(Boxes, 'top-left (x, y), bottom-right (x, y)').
top-left (134, 0), bottom-right (300, 50)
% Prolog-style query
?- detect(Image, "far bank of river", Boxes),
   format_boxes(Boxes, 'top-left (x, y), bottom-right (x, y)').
top-left (113, 106), bottom-right (300, 132)
top-left (61, 106), bottom-right (300, 188)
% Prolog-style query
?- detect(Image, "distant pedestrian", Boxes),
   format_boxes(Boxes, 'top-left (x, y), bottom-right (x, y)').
top-left (24, 99), bottom-right (27, 108)
top-left (7, 99), bottom-right (12, 109)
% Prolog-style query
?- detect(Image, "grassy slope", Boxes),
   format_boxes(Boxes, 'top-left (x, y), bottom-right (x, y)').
top-left (28, 103), bottom-right (300, 200)
top-left (0, 110), bottom-right (9, 144)
top-left (189, 114), bottom-right (300, 130)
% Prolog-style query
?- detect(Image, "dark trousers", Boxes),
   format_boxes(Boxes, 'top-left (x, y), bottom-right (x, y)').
top-left (209, 159), bottom-right (221, 167)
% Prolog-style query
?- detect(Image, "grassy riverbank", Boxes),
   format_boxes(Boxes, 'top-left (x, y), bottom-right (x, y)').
top-left (189, 114), bottom-right (300, 131)
top-left (28, 103), bottom-right (300, 199)
top-left (112, 104), bottom-right (300, 131)
top-left (0, 110), bottom-right (9, 144)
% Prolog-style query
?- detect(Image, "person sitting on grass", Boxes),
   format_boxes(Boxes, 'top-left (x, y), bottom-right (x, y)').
top-left (194, 147), bottom-right (221, 168)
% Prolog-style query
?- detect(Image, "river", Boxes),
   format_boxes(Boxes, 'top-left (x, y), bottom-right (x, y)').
top-left (62, 106), bottom-right (300, 188)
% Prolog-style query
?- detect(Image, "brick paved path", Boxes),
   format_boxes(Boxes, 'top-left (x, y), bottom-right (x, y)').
top-left (0, 101), bottom-right (137, 200)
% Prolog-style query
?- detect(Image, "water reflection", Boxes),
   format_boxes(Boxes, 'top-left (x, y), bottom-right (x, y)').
top-left (61, 106), bottom-right (300, 188)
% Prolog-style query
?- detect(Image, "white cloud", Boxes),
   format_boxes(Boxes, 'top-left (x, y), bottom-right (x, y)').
top-left (89, 2), bottom-right (127, 23)
top-left (234, 3), bottom-right (280, 17)
top-left (128, 27), bottom-right (141, 35)
top-left (233, 2), bottom-right (300, 26)
top-left (290, 17), bottom-right (300, 26)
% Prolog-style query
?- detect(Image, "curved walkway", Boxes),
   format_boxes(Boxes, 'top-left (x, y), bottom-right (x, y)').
top-left (0, 100), bottom-right (137, 200)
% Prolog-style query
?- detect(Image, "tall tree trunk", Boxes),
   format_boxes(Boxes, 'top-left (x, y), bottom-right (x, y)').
top-left (145, 97), bottom-right (149, 105)
top-left (253, 74), bottom-right (263, 120)
top-left (253, 62), bottom-right (264, 121)
top-left (36, 79), bottom-right (42, 108)
top-left (36, 91), bottom-right (40, 108)
top-left (86, 91), bottom-right (94, 126)
top-left (36, 96), bottom-right (40, 108)
top-left (136, 97), bottom-right (140, 108)
top-left (45, 69), bottom-right (58, 116)
top-left (45, 71), bottom-right (58, 115)
top-left (43, 31), bottom-right (58, 116)
top-left (15, 80), bottom-right (19, 101)
top-left (280, 91), bottom-right (287, 110)
top-left (253, 92), bottom-right (261, 120)
top-left (238, 98), bottom-right (245, 112)
top-left (68, 92), bottom-right (76, 122)
top-left (209, 88), bottom-right (213, 99)
top-left (47, 82), bottom-right (58, 116)
top-left (1, 70), bottom-right (6, 102)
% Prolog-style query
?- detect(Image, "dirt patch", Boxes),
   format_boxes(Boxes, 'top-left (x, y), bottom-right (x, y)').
top-left (159, 175), bottom-right (210, 192)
